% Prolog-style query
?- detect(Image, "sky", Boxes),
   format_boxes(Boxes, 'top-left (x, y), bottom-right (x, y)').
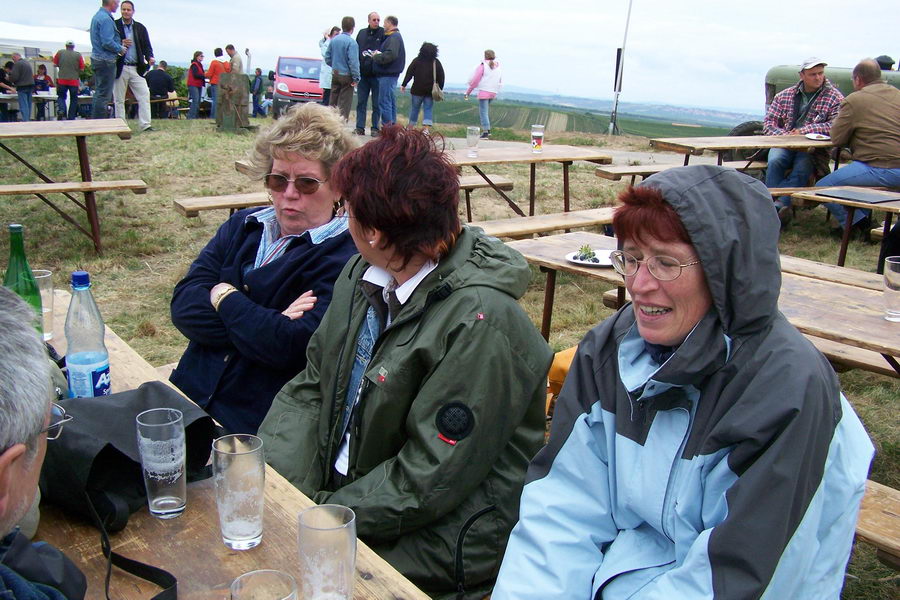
top-left (5, 0), bottom-right (898, 113)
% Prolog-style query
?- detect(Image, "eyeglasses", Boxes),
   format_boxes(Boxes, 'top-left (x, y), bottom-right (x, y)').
top-left (264, 173), bottom-right (327, 195)
top-left (609, 250), bottom-right (701, 281)
top-left (40, 403), bottom-right (73, 441)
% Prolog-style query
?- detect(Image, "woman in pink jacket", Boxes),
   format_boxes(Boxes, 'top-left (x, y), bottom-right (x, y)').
top-left (465, 49), bottom-right (502, 139)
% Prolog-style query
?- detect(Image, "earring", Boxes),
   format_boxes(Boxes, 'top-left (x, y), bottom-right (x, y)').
top-left (368, 240), bottom-right (375, 247)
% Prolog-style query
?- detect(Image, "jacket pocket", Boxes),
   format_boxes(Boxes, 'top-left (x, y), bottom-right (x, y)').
top-left (454, 505), bottom-right (497, 599)
top-left (593, 524), bottom-right (676, 599)
top-left (261, 398), bottom-right (323, 494)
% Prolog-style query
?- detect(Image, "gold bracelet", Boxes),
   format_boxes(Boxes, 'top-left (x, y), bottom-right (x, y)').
top-left (212, 286), bottom-right (238, 311)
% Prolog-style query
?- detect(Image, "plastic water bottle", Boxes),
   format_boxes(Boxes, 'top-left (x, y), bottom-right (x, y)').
top-left (64, 271), bottom-right (111, 397)
top-left (3, 224), bottom-right (43, 336)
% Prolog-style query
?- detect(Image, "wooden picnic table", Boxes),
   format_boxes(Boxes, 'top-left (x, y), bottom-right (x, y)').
top-left (35, 290), bottom-right (430, 600)
top-left (446, 144), bottom-right (612, 217)
top-left (0, 118), bottom-right (137, 253)
top-left (791, 186), bottom-right (900, 270)
top-left (0, 93), bottom-right (59, 119)
top-left (650, 134), bottom-right (834, 166)
top-left (506, 231), bottom-right (899, 375)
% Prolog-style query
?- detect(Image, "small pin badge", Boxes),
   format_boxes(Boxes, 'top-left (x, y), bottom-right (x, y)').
top-left (377, 366), bottom-right (388, 383)
top-left (476, 312), bottom-right (485, 320)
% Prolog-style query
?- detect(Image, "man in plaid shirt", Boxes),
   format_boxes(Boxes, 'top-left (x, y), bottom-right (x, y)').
top-left (764, 57), bottom-right (844, 226)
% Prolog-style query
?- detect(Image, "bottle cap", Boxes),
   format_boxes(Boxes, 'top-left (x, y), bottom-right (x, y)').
top-left (8, 224), bottom-right (23, 232)
top-left (71, 270), bottom-right (91, 288)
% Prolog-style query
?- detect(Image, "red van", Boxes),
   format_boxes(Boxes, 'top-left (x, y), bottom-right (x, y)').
top-left (271, 56), bottom-right (324, 118)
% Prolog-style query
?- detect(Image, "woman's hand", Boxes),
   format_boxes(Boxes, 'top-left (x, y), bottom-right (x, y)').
top-left (282, 290), bottom-right (317, 320)
top-left (210, 282), bottom-right (235, 305)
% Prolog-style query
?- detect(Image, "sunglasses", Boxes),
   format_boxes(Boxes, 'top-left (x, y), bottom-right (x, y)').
top-left (264, 173), bottom-right (327, 195)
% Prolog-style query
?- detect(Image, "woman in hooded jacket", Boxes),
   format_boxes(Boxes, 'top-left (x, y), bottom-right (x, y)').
top-left (465, 49), bottom-right (501, 139)
top-left (493, 165), bottom-right (874, 599)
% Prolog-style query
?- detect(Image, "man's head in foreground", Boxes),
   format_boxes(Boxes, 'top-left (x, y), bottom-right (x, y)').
top-left (0, 288), bottom-right (52, 536)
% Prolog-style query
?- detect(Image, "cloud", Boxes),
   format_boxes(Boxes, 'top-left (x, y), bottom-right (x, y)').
top-left (4, 0), bottom-right (898, 112)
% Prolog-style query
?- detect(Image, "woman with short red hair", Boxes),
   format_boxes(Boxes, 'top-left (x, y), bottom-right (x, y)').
top-left (495, 165), bottom-right (873, 599)
top-left (260, 125), bottom-right (551, 599)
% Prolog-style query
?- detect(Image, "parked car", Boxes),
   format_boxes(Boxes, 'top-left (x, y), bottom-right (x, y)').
top-left (270, 56), bottom-right (324, 118)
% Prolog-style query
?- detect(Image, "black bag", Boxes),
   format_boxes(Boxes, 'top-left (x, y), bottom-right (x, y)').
top-left (38, 381), bottom-right (215, 599)
top-left (40, 381), bottom-right (215, 532)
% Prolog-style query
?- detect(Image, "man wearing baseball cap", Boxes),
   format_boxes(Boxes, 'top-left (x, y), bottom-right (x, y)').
top-left (53, 40), bottom-right (85, 120)
top-left (763, 57), bottom-right (844, 226)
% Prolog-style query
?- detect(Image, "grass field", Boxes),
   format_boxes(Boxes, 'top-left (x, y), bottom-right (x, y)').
top-left (0, 107), bottom-right (897, 598)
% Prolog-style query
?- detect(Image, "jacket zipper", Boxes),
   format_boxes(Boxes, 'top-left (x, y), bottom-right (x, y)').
top-left (660, 405), bottom-right (692, 543)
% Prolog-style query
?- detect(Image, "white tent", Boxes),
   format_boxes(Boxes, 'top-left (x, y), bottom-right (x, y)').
top-left (0, 21), bottom-right (92, 58)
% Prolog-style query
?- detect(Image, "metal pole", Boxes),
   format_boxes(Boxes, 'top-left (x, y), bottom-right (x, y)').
top-left (608, 0), bottom-right (634, 135)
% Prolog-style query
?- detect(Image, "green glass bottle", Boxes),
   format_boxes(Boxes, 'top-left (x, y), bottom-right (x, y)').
top-left (3, 224), bottom-right (43, 336)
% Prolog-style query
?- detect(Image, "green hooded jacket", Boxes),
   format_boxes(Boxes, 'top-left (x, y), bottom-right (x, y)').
top-left (259, 227), bottom-right (552, 599)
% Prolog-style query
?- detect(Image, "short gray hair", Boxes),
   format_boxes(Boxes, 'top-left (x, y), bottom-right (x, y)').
top-left (0, 288), bottom-right (50, 454)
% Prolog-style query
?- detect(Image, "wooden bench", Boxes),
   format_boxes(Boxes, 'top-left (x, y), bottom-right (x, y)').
top-left (174, 192), bottom-right (269, 217)
top-left (458, 174), bottom-right (514, 222)
top-left (595, 161), bottom-right (767, 184)
top-left (472, 207), bottom-right (615, 239)
top-left (0, 180), bottom-right (147, 196)
top-left (858, 480), bottom-right (900, 570)
top-left (600, 288), bottom-right (896, 378)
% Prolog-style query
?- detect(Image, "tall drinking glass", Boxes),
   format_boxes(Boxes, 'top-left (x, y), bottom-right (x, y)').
top-left (230, 570), bottom-right (297, 600)
top-left (213, 434), bottom-right (265, 550)
top-left (297, 504), bottom-right (356, 600)
top-left (884, 256), bottom-right (900, 322)
top-left (136, 408), bottom-right (187, 519)
top-left (32, 269), bottom-right (53, 341)
top-left (531, 124), bottom-right (545, 153)
top-left (466, 126), bottom-right (480, 157)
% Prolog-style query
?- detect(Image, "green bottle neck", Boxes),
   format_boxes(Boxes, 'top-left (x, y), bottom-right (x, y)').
top-left (8, 229), bottom-right (26, 257)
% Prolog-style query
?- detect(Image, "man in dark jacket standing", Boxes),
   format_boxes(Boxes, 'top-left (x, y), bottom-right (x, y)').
top-left (354, 12), bottom-right (384, 136)
top-left (113, 0), bottom-right (155, 131)
top-left (251, 68), bottom-right (265, 117)
top-left (372, 15), bottom-right (405, 128)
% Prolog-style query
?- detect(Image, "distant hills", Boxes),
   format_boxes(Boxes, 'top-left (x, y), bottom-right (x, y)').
top-left (444, 84), bottom-right (763, 129)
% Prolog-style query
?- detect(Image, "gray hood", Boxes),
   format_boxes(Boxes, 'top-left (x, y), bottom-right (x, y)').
top-left (640, 165), bottom-right (782, 338)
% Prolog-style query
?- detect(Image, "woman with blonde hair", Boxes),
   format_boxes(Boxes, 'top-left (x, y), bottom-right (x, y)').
top-left (170, 102), bottom-right (359, 433)
top-left (465, 49), bottom-right (502, 139)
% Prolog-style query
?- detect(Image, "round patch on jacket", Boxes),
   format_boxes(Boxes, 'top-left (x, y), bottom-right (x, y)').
top-left (436, 402), bottom-right (474, 442)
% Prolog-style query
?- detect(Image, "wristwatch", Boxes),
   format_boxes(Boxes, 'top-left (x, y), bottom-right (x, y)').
top-left (211, 284), bottom-right (238, 311)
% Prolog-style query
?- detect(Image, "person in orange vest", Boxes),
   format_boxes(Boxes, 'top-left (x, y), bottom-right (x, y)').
top-left (206, 47), bottom-right (231, 119)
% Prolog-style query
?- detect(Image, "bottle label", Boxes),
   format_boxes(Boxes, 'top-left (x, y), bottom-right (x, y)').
top-left (67, 358), bottom-right (111, 398)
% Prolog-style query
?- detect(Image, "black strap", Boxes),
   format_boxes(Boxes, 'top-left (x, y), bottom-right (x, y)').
top-left (84, 489), bottom-right (178, 600)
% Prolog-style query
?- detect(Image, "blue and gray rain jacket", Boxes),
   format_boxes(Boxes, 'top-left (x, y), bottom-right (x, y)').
top-left (494, 165), bottom-right (874, 599)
